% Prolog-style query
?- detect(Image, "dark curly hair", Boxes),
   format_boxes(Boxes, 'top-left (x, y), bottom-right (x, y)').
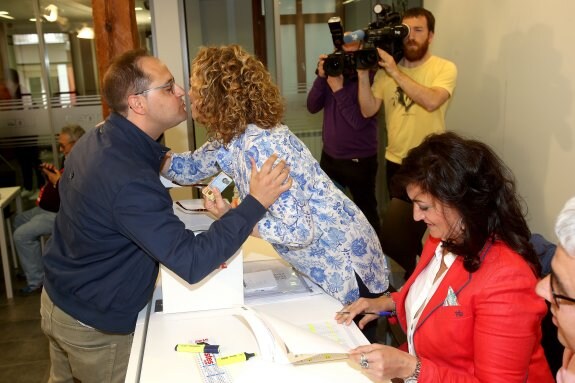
top-left (190, 45), bottom-right (285, 145)
top-left (393, 132), bottom-right (540, 276)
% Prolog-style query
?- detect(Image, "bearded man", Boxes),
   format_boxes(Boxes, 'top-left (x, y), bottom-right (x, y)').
top-left (357, 7), bottom-right (458, 279)
top-left (357, 7), bottom-right (457, 196)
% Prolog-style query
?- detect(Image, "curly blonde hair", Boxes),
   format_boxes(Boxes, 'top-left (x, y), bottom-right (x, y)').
top-left (191, 45), bottom-right (285, 145)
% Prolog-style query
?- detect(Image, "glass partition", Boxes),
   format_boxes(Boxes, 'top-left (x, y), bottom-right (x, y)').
top-left (0, 0), bottom-right (150, 198)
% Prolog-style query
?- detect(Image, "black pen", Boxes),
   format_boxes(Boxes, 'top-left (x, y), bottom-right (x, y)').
top-left (175, 201), bottom-right (208, 212)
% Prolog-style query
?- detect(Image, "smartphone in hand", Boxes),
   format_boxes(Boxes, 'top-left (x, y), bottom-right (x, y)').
top-left (39, 164), bottom-right (57, 174)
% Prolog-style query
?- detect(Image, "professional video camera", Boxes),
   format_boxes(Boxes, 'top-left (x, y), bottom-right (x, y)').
top-left (321, 16), bottom-right (357, 78)
top-left (323, 3), bottom-right (410, 77)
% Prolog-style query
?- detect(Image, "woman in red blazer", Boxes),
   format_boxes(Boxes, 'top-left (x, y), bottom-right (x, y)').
top-left (337, 132), bottom-right (553, 382)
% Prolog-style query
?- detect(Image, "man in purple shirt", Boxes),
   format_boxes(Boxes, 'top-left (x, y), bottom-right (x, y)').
top-left (307, 35), bottom-right (380, 236)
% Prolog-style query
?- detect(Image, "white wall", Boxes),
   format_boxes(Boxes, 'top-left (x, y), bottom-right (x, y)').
top-left (150, 0), bottom-right (188, 152)
top-left (150, 0), bottom-right (193, 201)
top-left (427, 0), bottom-right (575, 240)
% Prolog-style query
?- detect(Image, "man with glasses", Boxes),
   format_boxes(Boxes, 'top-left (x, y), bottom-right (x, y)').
top-left (40, 49), bottom-right (292, 383)
top-left (537, 196), bottom-right (575, 382)
top-left (13, 124), bottom-right (85, 295)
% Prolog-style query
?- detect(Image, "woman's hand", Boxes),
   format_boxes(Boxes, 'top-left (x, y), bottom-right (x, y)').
top-left (203, 187), bottom-right (231, 219)
top-left (349, 344), bottom-right (418, 382)
top-left (335, 295), bottom-right (392, 329)
top-left (160, 151), bottom-right (173, 176)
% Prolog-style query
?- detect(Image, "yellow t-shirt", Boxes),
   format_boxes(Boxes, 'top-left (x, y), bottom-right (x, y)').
top-left (372, 55), bottom-right (457, 164)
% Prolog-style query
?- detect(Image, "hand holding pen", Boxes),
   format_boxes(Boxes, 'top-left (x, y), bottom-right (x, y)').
top-left (337, 311), bottom-right (394, 317)
top-left (335, 294), bottom-right (395, 330)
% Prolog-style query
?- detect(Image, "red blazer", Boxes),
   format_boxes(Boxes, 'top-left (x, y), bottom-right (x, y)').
top-left (391, 236), bottom-right (553, 383)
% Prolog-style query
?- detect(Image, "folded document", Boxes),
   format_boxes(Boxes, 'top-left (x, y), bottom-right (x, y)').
top-left (237, 306), bottom-right (367, 365)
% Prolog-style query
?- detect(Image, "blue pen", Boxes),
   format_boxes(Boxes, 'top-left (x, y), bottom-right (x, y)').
top-left (337, 311), bottom-right (395, 317)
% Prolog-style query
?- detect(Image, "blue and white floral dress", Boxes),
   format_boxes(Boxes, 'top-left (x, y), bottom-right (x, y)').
top-left (167, 124), bottom-right (389, 304)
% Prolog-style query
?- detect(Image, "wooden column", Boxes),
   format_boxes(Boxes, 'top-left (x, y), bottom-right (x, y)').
top-left (251, 0), bottom-right (267, 67)
top-left (92, 0), bottom-right (140, 118)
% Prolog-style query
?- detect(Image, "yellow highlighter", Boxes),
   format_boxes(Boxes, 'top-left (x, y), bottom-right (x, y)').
top-left (174, 343), bottom-right (220, 354)
top-left (216, 352), bottom-right (256, 366)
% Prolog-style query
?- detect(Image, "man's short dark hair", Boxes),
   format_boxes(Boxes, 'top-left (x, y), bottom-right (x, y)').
top-left (403, 7), bottom-right (435, 33)
top-left (102, 49), bottom-right (151, 115)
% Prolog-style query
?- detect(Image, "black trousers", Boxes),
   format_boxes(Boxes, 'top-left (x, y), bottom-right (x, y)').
top-left (385, 160), bottom-right (406, 201)
top-left (320, 151), bottom-right (380, 235)
top-left (384, 159), bottom-right (427, 280)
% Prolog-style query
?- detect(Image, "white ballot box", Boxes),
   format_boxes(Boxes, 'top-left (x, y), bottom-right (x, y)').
top-left (160, 249), bottom-right (244, 314)
top-left (160, 201), bottom-right (244, 314)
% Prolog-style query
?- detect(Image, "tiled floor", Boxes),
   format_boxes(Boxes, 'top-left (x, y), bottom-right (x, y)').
top-left (0, 191), bottom-right (49, 381)
top-left (0, 274), bottom-right (50, 383)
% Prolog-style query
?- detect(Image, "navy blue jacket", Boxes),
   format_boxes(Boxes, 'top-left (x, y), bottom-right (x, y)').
top-left (43, 113), bottom-right (266, 333)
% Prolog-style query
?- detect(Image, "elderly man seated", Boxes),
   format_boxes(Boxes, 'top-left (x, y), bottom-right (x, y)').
top-left (536, 196), bottom-right (575, 382)
top-left (13, 125), bottom-right (85, 295)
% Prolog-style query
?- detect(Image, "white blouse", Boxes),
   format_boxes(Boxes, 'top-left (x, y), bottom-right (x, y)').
top-left (405, 241), bottom-right (456, 355)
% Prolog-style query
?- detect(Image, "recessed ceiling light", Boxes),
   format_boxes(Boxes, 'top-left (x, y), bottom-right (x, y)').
top-left (135, 7), bottom-right (143, 11)
top-left (43, 4), bottom-right (58, 22)
top-left (0, 14), bottom-right (15, 20)
top-left (0, 11), bottom-right (9, 15)
top-left (77, 25), bottom-right (95, 39)
top-left (30, 18), bottom-right (37, 22)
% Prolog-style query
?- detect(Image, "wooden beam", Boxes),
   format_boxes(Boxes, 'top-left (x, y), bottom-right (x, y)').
top-left (92, 0), bottom-right (140, 118)
top-left (252, 0), bottom-right (267, 67)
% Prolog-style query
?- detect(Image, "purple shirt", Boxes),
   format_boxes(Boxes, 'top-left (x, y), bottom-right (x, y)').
top-left (306, 74), bottom-right (378, 159)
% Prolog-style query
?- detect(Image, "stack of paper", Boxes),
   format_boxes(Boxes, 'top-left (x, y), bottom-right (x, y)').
top-left (243, 259), bottom-right (318, 305)
top-left (237, 306), bottom-right (367, 365)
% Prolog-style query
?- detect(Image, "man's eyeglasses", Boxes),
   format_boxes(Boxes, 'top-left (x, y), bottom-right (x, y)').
top-left (134, 78), bottom-right (175, 96)
top-left (550, 272), bottom-right (575, 307)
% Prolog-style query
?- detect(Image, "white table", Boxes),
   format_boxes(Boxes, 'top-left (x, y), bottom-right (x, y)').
top-left (0, 186), bottom-right (23, 299)
top-left (125, 210), bottom-right (379, 383)
top-left (130, 287), bottom-right (375, 383)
